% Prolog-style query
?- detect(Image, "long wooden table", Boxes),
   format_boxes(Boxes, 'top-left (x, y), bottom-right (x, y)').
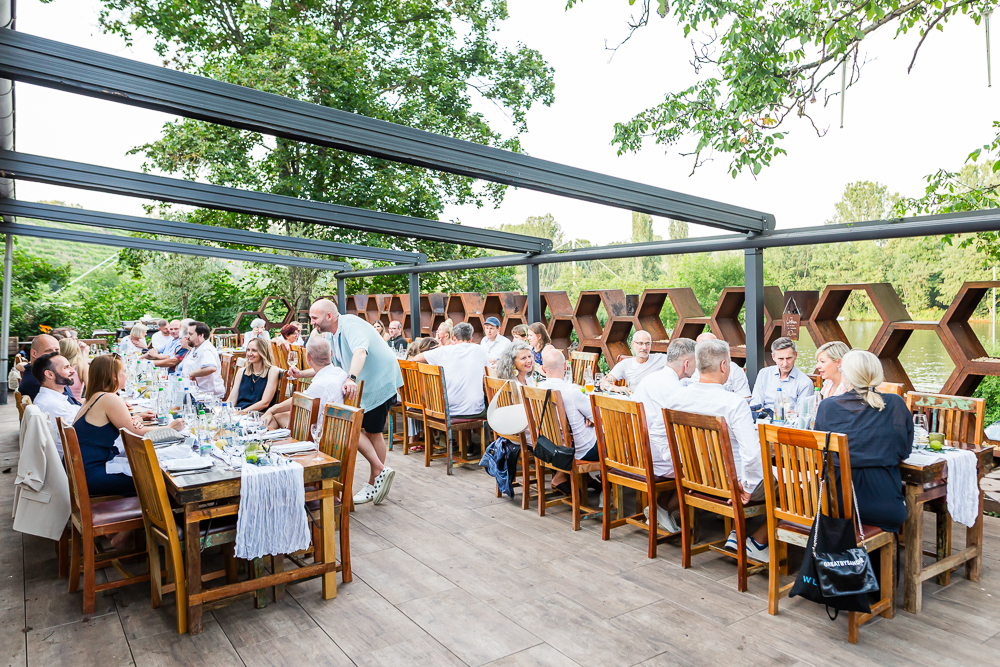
top-left (164, 450), bottom-right (341, 634)
top-left (899, 444), bottom-right (993, 614)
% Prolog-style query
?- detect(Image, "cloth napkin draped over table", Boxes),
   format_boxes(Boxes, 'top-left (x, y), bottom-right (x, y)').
top-left (235, 461), bottom-right (312, 560)
top-left (903, 449), bottom-right (980, 527)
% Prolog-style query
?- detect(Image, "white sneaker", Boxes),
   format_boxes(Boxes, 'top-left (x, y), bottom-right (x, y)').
top-left (643, 506), bottom-right (680, 533)
top-left (724, 529), bottom-right (738, 552)
top-left (353, 483), bottom-right (376, 505)
top-left (372, 467), bottom-right (395, 505)
top-left (746, 536), bottom-right (770, 563)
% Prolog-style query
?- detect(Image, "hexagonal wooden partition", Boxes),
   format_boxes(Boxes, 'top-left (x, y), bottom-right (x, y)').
top-left (871, 319), bottom-right (941, 393)
top-left (806, 283), bottom-right (909, 350)
top-left (258, 296), bottom-right (294, 329)
top-left (500, 293), bottom-right (528, 337)
top-left (939, 281), bottom-right (1000, 395)
top-left (387, 294), bottom-right (411, 338)
top-left (709, 286), bottom-right (783, 365)
top-left (364, 294), bottom-right (392, 328)
top-left (636, 288), bottom-right (711, 353)
top-left (345, 294), bottom-right (367, 321)
top-left (420, 293), bottom-right (447, 335)
top-left (574, 290), bottom-right (634, 369)
top-left (446, 292), bottom-right (485, 342)
top-left (540, 291), bottom-right (573, 326)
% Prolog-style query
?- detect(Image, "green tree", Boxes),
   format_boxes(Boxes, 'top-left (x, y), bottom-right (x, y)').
top-left (631, 211), bottom-right (661, 281)
top-left (827, 181), bottom-right (900, 225)
top-left (0, 247), bottom-right (73, 338)
top-left (89, 0), bottom-right (555, 301)
top-left (667, 219), bottom-right (689, 240)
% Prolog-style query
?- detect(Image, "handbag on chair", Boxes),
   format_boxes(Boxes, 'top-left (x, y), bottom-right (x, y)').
top-left (531, 389), bottom-right (575, 471)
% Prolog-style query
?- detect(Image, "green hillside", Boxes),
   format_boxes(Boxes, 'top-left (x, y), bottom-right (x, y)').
top-left (16, 218), bottom-right (130, 278)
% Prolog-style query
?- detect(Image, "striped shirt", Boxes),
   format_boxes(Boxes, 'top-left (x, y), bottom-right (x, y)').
top-left (322, 314), bottom-right (403, 411)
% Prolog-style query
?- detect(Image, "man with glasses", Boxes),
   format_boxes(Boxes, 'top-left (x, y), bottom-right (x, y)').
top-left (599, 330), bottom-right (667, 392)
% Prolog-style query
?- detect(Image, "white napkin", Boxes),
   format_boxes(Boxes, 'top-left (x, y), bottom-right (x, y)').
top-left (903, 451), bottom-right (944, 466)
top-left (163, 457), bottom-right (214, 472)
top-left (106, 455), bottom-right (132, 477)
top-left (272, 441), bottom-right (317, 455)
top-left (234, 461), bottom-right (311, 560)
top-left (239, 428), bottom-right (290, 442)
top-left (941, 449), bottom-right (980, 528)
top-left (155, 443), bottom-right (199, 461)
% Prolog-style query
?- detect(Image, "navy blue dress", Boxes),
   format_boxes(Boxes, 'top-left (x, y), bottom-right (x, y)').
top-left (814, 391), bottom-right (913, 533)
top-left (73, 394), bottom-right (136, 497)
top-left (235, 369), bottom-right (273, 409)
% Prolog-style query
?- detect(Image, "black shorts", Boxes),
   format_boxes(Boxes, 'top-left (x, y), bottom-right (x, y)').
top-left (361, 395), bottom-right (395, 434)
top-left (579, 446), bottom-right (599, 462)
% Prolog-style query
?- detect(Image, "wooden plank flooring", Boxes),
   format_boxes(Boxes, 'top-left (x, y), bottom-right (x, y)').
top-left (3, 402), bottom-right (1000, 666)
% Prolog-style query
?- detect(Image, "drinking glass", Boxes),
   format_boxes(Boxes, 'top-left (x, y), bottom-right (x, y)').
top-left (594, 373), bottom-right (603, 392)
top-left (287, 350), bottom-right (299, 368)
top-left (913, 413), bottom-right (929, 449)
top-left (311, 424), bottom-right (321, 449)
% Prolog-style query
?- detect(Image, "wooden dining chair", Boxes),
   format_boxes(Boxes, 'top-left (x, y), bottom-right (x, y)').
top-left (417, 363), bottom-right (486, 475)
top-left (290, 392), bottom-right (321, 442)
top-left (484, 376), bottom-right (536, 508)
top-left (395, 360), bottom-right (426, 456)
top-left (56, 418), bottom-right (149, 615)
top-left (15, 390), bottom-right (25, 421)
top-left (271, 341), bottom-right (289, 370)
top-left (592, 394), bottom-right (676, 558)
top-left (905, 391), bottom-right (985, 446)
top-left (569, 351), bottom-right (599, 385)
top-left (345, 379), bottom-right (364, 409)
top-left (807, 373), bottom-right (823, 391)
top-left (119, 429), bottom-right (238, 635)
top-left (758, 423), bottom-right (895, 644)
top-left (307, 403), bottom-right (364, 582)
top-left (876, 381), bottom-right (904, 396)
top-left (663, 409), bottom-right (767, 591)
top-left (522, 385), bottom-right (601, 530)
top-left (220, 354), bottom-right (235, 394)
top-left (82, 338), bottom-right (107, 351)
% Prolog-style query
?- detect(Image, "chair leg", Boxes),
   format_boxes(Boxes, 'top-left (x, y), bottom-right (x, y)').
top-left (734, 514), bottom-right (750, 593)
top-left (67, 525), bottom-right (81, 594)
top-left (225, 544), bottom-right (238, 585)
top-left (848, 611), bottom-right (860, 644)
top-left (680, 502), bottom-right (693, 570)
top-left (537, 460), bottom-right (547, 517)
top-left (446, 427), bottom-right (453, 476)
top-left (148, 532), bottom-right (163, 609)
top-left (169, 543), bottom-right (188, 635)
top-left (768, 538), bottom-right (780, 615)
top-left (521, 447), bottom-right (531, 511)
top-left (647, 488), bottom-right (658, 560)
top-left (570, 469), bottom-right (581, 531)
top-left (340, 504), bottom-right (352, 583)
top-left (57, 526), bottom-right (70, 579)
top-left (312, 518), bottom-right (323, 564)
top-left (424, 427), bottom-right (433, 467)
top-left (881, 537), bottom-right (896, 620)
top-left (601, 476), bottom-right (612, 542)
top-left (82, 528), bottom-right (96, 615)
top-left (402, 414), bottom-right (410, 456)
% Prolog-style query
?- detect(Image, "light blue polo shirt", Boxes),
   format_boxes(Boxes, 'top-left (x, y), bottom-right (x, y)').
top-left (322, 314), bottom-right (403, 411)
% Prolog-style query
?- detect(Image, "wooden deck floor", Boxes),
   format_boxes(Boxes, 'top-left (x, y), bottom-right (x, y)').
top-left (3, 402), bottom-right (1000, 666)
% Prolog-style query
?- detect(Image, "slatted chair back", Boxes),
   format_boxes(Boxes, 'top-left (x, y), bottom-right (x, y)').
top-left (82, 338), bottom-right (107, 351)
top-left (320, 404), bottom-right (364, 489)
top-left (212, 333), bottom-right (239, 349)
top-left (56, 418), bottom-right (94, 534)
top-left (569, 351), bottom-right (599, 385)
top-left (662, 409), bottom-right (738, 502)
top-left (592, 394), bottom-right (653, 480)
top-left (290, 392), bottom-right (320, 442)
top-left (906, 391), bottom-right (985, 446)
top-left (345, 380), bottom-right (364, 409)
top-left (15, 390), bottom-right (24, 420)
top-left (807, 373), bottom-right (823, 390)
top-left (120, 429), bottom-right (180, 543)
top-left (758, 424), bottom-right (850, 528)
top-left (522, 385), bottom-right (574, 454)
top-left (221, 354), bottom-right (234, 393)
top-left (417, 363), bottom-right (449, 424)
top-left (399, 360), bottom-right (424, 412)
top-left (271, 341), bottom-right (289, 370)
top-left (876, 382), bottom-right (904, 397)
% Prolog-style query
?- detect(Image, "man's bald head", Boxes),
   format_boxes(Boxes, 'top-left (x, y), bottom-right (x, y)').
top-left (309, 298), bottom-right (340, 334)
top-left (30, 334), bottom-right (59, 361)
top-left (696, 332), bottom-right (717, 343)
top-left (631, 329), bottom-right (653, 360)
top-left (541, 347), bottom-right (566, 378)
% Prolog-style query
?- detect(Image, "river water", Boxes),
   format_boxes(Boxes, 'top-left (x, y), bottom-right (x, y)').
top-left (789, 320), bottom-right (996, 392)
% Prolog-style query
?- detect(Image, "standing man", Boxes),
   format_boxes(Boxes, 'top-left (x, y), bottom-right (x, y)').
top-left (386, 320), bottom-right (408, 355)
top-left (18, 335), bottom-right (75, 403)
top-left (684, 332), bottom-right (752, 400)
top-left (150, 319), bottom-right (171, 353)
top-left (30, 351), bottom-right (79, 451)
top-left (600, 330), bottom-right (667, 392)
top-left (750, 337), bottom-right (815, 411)
top-left (480, 317), bottom-right (510, 372)
top-left (290, 299), bottom-right (403, 506)
top-left (184, 322), bottom-right (226, 397)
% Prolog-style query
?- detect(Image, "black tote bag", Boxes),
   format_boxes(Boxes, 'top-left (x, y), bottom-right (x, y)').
top-left (531, 389), bottom-right (575, 471)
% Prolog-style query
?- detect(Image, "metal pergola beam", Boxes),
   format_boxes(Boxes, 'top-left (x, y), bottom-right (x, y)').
top-left (0, 30), bottom-right (774, 235)
top-left (0, 222), bottom-right (354, 272)
top-left (0, 150), bottom-right (549, 254)
top-left (0, 200), bottom-right (425, 264)
top-left (336, 207), bottom-right (1000, 278)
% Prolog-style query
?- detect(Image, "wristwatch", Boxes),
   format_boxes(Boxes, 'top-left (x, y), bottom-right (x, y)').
top-left (348, 374), bottom-right (358, 383)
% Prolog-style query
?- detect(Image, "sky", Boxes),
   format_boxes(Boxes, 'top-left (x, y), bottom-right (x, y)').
top-left (12, 0), bottom-right (1000, 245)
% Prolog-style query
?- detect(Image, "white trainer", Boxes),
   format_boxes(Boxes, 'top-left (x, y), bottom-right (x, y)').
top-left (372, 466), bottom-right (396, 505)
top-left (746, 536), bottom-right (770, 563)
top-left (724, 529), bottom-right (738, 552)
top-left (644, 506), bottom-right (681, 533)
top-left (353, 483), bottom-right (376, 505)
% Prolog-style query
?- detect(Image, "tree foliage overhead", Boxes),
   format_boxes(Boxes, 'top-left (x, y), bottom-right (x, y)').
top-left (568, 0), bottom-right (992, 177)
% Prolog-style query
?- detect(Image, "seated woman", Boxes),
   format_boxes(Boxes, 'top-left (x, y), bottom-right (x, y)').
top-left (118, 323), bottom-right (149, 356)
top-left (226, 337), bottom-right (282, 412)
top-left (815, 340), bottom-right (851, 400)
top-left (494, 340), bottom-right (536, 445)
top-left (526, 322), bottom-right (556, 374)
top-left (510, 324), bottom-right (528, 344)
top-left (243, 318), bottom-right (270, 347)
top-left (814, 349), bottom-right (913, 533)
top-left (435, 318), bottom-right (455, 346)
top-left (403, 337), bottom-right (440, 452)
top-left (60, 337), bottom-right (89, 402)
top-left (73, 354), bottom-right (184, 497)
top-left (373, 320), bottom-right (390, 341)
top-left (273, 322), bottom-right (306, 351)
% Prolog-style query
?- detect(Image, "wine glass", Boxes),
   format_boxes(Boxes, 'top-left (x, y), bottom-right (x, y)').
top-left (311, 423), bottom-right (322, 450)
top-left (913, 413), bottom-right (929, 449)
top-left (287, 350), bottom-right (299, 369)
top-left (594, 372), bottom-right (604, 392)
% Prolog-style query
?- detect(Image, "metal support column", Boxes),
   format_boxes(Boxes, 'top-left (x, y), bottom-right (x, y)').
top-left (408, 272), bottom-right (421, 340)
top-left (0, 233), bottom-right (10, 403)
top-left (744, 247), bottom-right (765, 388)
top-left (336, 278), bottom-right (347, 315)
top-left (526, 263), bottom-right (541, 324)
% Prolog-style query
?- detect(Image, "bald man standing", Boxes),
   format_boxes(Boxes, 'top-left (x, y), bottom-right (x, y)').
top-left (683, 332), bottom-right (752, 399)
top-left (289, 299), bottom-right (404, 506)
top-left (18, 334), bottom-right (78, 404)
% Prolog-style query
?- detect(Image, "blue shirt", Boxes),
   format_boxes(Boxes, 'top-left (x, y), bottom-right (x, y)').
top-left (161, 336), bottom-right (181, 357)
top-left (323, 314), bottom-right (403, 411)
top-left (751, 365), bottom-right (815, 410)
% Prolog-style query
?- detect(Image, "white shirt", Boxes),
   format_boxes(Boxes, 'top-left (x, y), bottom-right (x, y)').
top-left (32, 386), bottom-right (79, 456)
top-left (751, 365), bottom-right (815, 411)
top-left (423, 343), bottom-right (489, 416)
top-left (608, 354), bottom-right (668, 389)
top-left (187, 340), bottom-right (225, 397)
top-left (662, 382), bottom-right (763, 494)
top-left (480, 334), bottom-right (511, 366)
top-left (686, 363), bottom-right (752, 399)
top-left (536, 377), bottom-right (597, 459)
top-left (151, 331), bottom-right (170, 353)
top-left (119, 337), bottom-right (146, 356)
top-left (304, 364), bottom-right (348, 430)
top-left (631, 366), bottom-right (683, 477)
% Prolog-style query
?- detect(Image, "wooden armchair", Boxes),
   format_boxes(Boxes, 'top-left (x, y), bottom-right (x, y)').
top-left (56, 418), bottom-right (148, 615)
top-left (395, 360), bottom-right (426, 456)
top-left (592, 394), bottom-right (676, 558)
top-left (484, 376), bottom-right (535, 508)
top-left (522, 385), bottom-right (601, 530)
top-left (418, 363), bottom-right (485, 475)
top-left (120, 429), bottom-right (238, 635)
top-left (569, 351), bottom-right (599, 385)
top-left (758, 424), bottom-right (895, 644)
top-left (663, 409), bottom-right (767, 591)
top-left (290, 392), bottom-right (321, 442)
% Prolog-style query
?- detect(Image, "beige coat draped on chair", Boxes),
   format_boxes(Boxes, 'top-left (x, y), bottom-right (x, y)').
top-left (13, 405), bottom-right (71, 540)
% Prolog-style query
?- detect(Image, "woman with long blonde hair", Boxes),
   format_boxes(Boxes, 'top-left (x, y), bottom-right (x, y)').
top-left (435, 318), bottom-right (455, 346)
top-left (59, 337), bottom-right (88, 401)
top-left (226, 336), bottom-right (282, 412)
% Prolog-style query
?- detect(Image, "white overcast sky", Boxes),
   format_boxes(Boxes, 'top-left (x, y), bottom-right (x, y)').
top-left (13, 0), bottom-right (1000, 244)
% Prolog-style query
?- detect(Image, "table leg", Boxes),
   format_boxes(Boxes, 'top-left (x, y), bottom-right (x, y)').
top-left (321, 478), bottom-right (338, 600)
top-left (966, 486), bottom-right (984, 582)
top-left (934, 501), bottom-right (952, 586)
top-left (903, 483), bottom-right (923, 614)
top-left (184, 503), bottom-right (203, 634)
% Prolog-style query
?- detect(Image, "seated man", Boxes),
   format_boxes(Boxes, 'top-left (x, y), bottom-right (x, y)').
top-left (386, 320), bottom-right (408, 354)
top-left (144, 319), bottom-right (182, 360)
top-left (150, 319), bottom-right (170, 353)
top-left (750, 337), bottom-right (815, 412)
top-left (683, 332), bottom-right (751, 399)
top-left (536, 347), bottom-right (598, 495)
top-left (30, 351), bottom-right (80, 454)
top-left (412, 322), bottom-right (489, 419)
top-left (184, 321), bottom-right (226, 397)
top-left (18, 334), bottom-right (69, 402)
top-left (152, 319), bottom-right (191, 372)
top-left (264, 336), bottom-right (346, 430)
top-left (600, 330), bottom-right (666, 392)
top-left (662, 338), bottom-right (768, 560)
top-left (480, 316), bottom-right (510, 370)
top-left (631, 337), bottom-right (696, 533)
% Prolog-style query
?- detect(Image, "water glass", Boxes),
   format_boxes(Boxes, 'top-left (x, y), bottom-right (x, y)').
top-left (287, 351), bottom-right (299, 368)
top-left (311, 424), bottom-right (321, 449)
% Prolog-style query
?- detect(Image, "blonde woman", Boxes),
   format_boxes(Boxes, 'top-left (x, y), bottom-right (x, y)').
top-left (226, 337), bottom-right (282, 412)
top-left (815, 340), bottom-right (851, 399)
top-left (59, 337), bottom-right (88, 401)
top-left (814, 350), bottom-right (912, 533)
top-left (435, 318), bottom-right (455, 346)
top-left (119, 323), bottom-right (148, 356)
top-left (510, 323), bottom-right (528, 343)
